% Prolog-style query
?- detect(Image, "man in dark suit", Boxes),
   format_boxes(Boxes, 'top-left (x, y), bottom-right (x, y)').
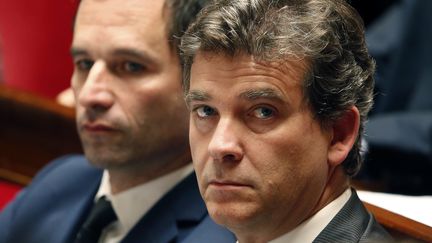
top-left (0, 0), bottom-right (234, 242)
top-left (180, 0), bottom-right (392, 242)
top-left (360, 0), bottom-right (432, 195)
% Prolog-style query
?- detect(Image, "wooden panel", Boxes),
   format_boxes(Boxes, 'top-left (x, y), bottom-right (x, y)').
top-left (363, 201), bottom-right (432, 242)
top-left (0, 84), bottom-right (82, 185)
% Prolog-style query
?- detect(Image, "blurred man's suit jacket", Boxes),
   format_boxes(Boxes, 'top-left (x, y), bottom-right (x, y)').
top-left (0, 155), bottom-right (235, 243)
top-left (362, 0), bottom-right (432, 194)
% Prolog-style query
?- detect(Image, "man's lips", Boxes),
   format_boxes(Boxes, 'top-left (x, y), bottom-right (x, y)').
top-left (82, 123), bottom-right (116, 132)
top-left (208, 180), bottom-right (252, 188)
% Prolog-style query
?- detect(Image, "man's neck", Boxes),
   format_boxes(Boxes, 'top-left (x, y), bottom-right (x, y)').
top-left (107, 152), bottom-right (191, 194)
top-left (235, 167), bottom-right (349, 243)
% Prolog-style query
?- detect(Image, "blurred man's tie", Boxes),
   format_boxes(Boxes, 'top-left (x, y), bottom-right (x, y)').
top-left (74, 196), bottom-right (117, 243)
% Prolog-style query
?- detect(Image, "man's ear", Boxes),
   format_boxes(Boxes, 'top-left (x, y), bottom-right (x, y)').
top-left (328, 106), bottom-right (360, 166)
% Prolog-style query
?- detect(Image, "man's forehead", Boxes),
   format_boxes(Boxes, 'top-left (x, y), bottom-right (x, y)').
top-left (72, 0), bottom-right (173, 61)
top-left (191, 51), bottom-right (309, 81)
top-left (76, 0), bottom-right (167, 28)
top-left (189, 52), bottom-right (307, 94)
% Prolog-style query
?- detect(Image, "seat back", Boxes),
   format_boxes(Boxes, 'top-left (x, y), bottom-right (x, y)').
top-left (0, 84), bottom-right (82, 185)
top-left (363, 201), bottom-right (432, 242)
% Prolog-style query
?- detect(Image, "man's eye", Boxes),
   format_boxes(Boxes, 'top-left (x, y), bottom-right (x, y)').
top-left (251, 107), bottom-right (275, 119)
top-left (75, 59), bottom-right (94, 71)
top-left (195, 106), bottom-right (216, 118)
top-left (122, 61), bottom-right (145, 74)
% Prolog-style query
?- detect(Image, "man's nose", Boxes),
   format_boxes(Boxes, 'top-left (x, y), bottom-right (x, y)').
top-left (208, 118), bottom-right (244, 163)
top-left (77, 61), bottom-right (114, 112)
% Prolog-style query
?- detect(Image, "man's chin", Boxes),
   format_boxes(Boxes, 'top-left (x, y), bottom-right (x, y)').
top-left (84, 149), bottom-right (125, 169)
top-left (206, 200), bottom-right (260, 228)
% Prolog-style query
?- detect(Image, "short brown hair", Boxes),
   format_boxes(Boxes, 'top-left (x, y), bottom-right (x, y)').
top-left (181, 0), bottom-right (375, 176)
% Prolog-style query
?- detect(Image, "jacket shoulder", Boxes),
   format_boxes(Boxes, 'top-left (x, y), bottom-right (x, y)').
top-left (0, 154), bottom-right (102, 243)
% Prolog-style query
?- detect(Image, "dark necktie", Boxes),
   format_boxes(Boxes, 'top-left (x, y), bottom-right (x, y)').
top-left (75, 196), bottom-right (118, 243)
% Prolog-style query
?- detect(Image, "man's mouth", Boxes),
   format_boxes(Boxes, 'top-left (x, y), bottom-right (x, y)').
top-left (209, 179), bottom-right (252, 188)
top-left (82, 122), bottom-right (116, 133)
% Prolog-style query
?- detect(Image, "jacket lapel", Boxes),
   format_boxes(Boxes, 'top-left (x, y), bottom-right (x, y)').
top-left (58, 158), bottom-right (103, 243)
top-left (122, 173), bottom-right (208, 243)
top-left (20, 156), bottom-right (103, 243)
top-left (313, 190), bottom-right (369, 242)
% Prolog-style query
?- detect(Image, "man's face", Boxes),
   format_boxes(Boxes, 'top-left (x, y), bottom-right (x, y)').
top-left (71, 0), bottom-right (189, 169)
top-left (188, 53), bottom-right (334, 237)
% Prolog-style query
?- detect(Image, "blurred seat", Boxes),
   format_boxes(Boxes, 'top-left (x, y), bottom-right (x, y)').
top-left (0, 84), bottom-right (82, 186)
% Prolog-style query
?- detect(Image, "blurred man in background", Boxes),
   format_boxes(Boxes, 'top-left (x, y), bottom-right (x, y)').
top-left (0, 0), bottom-right (234, 242)
top-left (359, 0), bottom-right (432, 195)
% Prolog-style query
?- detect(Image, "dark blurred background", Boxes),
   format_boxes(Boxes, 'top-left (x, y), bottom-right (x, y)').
top-left (352, 0), bottom-right (432, 195)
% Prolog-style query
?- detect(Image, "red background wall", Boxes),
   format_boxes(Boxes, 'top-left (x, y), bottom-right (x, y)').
top-left (0, 0), bottom-right (78, 98)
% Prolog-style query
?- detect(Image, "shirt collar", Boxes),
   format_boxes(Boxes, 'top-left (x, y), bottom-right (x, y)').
top-left (95, 163), bottom-right (194, 232)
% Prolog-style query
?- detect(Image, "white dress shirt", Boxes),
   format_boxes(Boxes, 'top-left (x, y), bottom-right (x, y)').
top-left (237, 189), bottom-right (352, 243)
top-left (95, 163), bottom-right (194, 243)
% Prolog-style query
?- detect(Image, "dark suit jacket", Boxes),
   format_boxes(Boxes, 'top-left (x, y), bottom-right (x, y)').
top-left (314, 190), bottom-right (392, 243)
top-left (0, 155), bottom-right (235, 243)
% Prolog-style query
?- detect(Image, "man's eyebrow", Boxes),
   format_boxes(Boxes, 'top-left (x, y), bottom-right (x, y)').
top-left (70, 47), bottom-right (158, 65)
top-left (111, 48), bottom-right (154, 62)
top-left (113, 48), bottom-right (161, 68)
top-left (239, 88), bottom-right (285, 102)
top-left (70, 47), bottom-right (88, 57)
top-left (184, 90), bottom-right (211, 106)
